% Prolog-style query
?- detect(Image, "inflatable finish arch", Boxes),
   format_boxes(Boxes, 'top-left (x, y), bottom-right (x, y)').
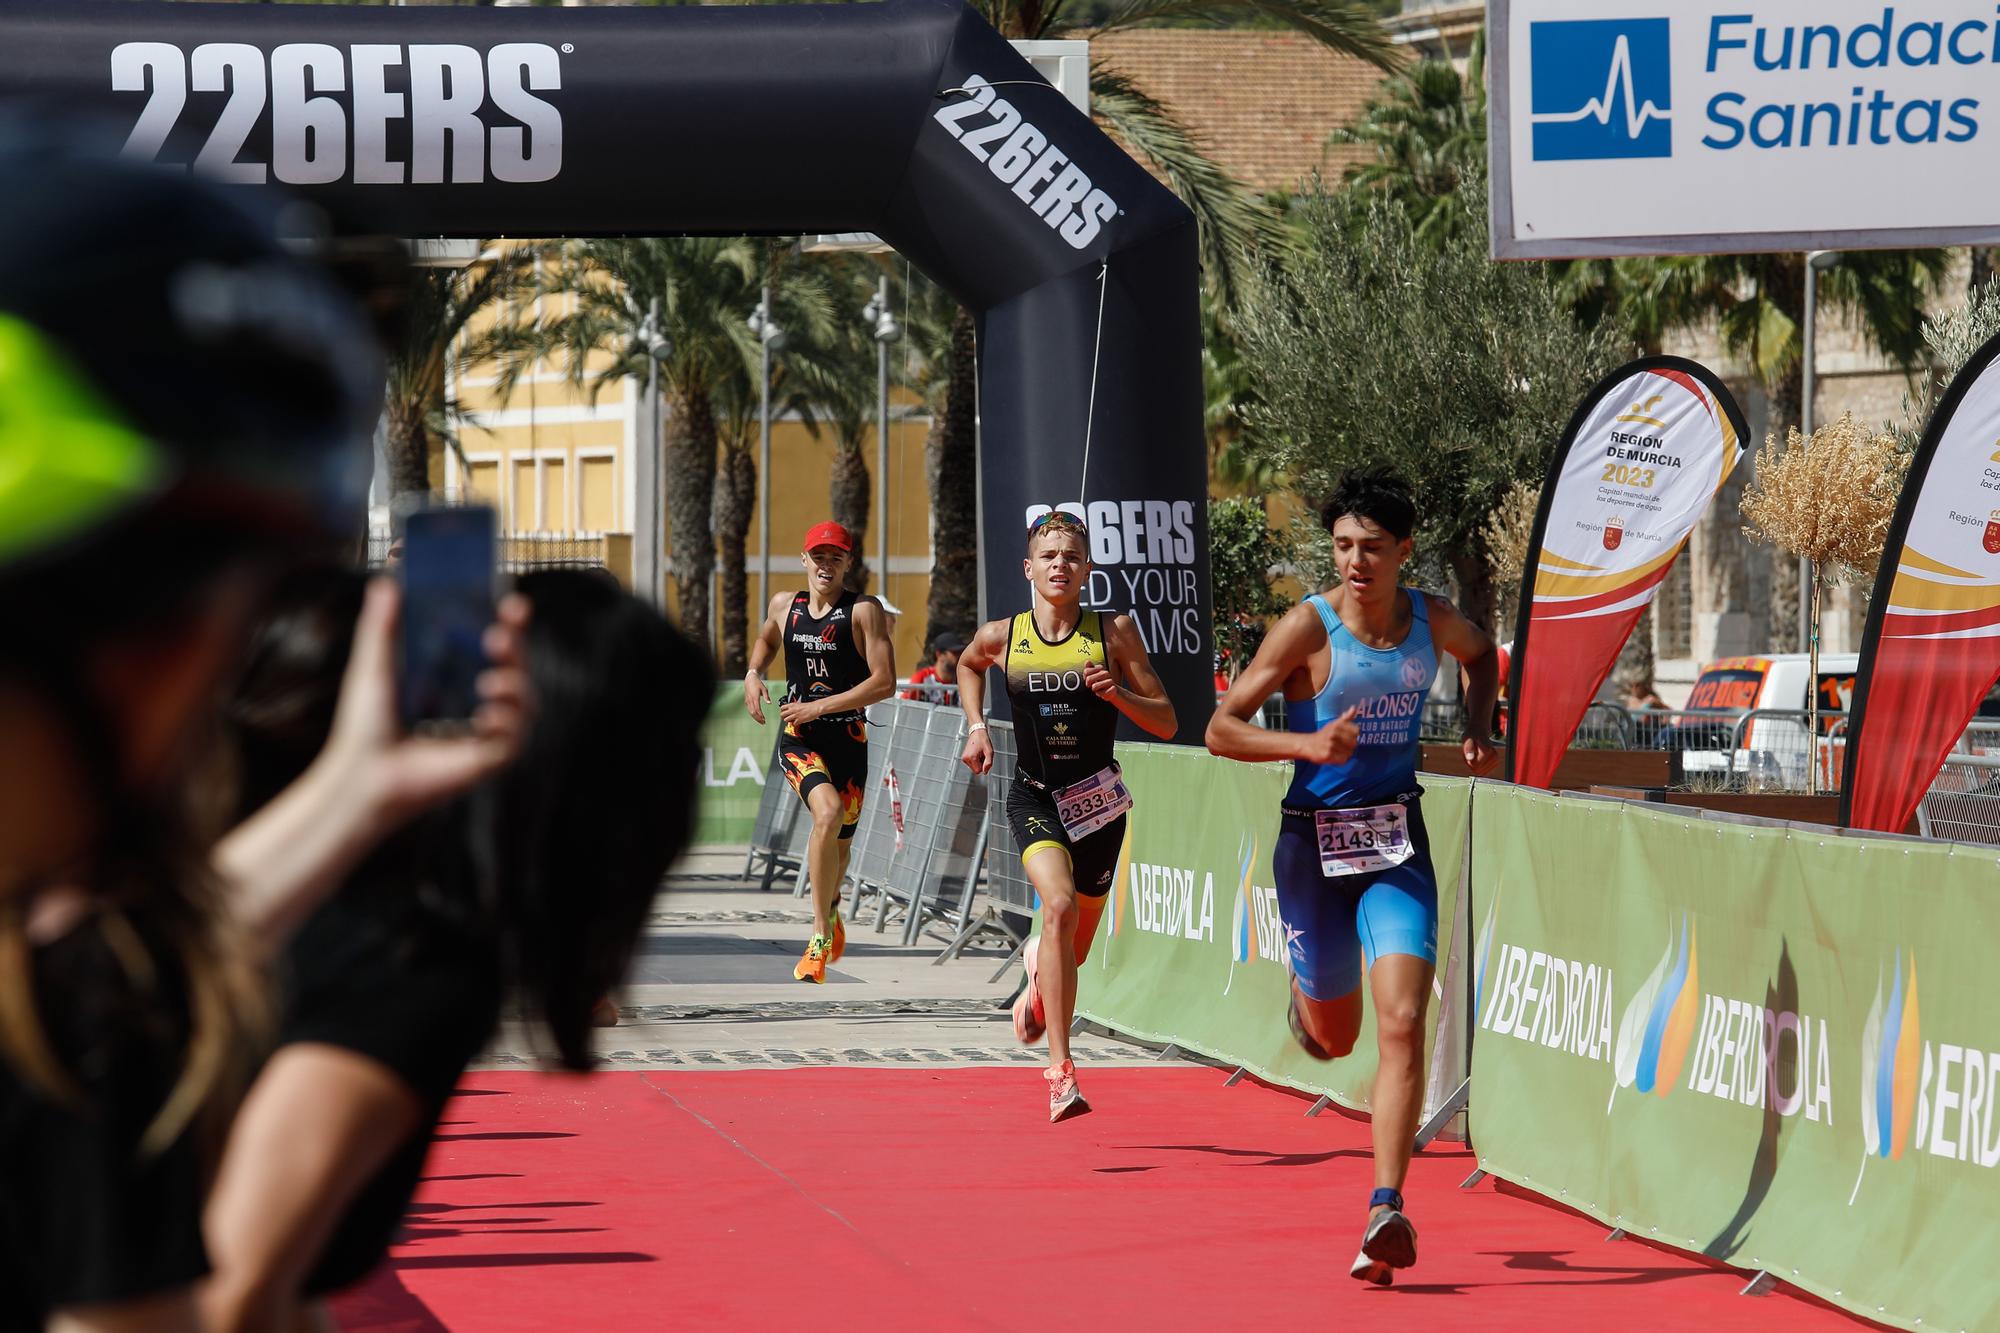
top-left (0, 0), bottom-right (1212, 735)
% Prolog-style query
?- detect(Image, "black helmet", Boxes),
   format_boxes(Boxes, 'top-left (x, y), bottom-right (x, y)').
top-left (0, 127), bottom-right (386, 583)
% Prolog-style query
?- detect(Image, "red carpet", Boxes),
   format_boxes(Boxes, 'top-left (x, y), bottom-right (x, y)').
top-left (332, 1067), bottom-right (1868, 1331)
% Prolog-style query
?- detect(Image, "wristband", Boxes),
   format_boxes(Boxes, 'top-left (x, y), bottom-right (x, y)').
top-left (967, 722), bottom-right (989, 734)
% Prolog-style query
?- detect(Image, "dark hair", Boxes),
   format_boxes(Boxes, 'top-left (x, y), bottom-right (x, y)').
top-left (496, 569), bottom-right (712, 1068)
top-left (1319, 470), bottom-right (1417, 541)
top-left (225, 566), bottom-right (712, 1073)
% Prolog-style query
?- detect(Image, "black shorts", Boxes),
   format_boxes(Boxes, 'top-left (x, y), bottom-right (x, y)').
top-left (780, 717), bottom-right (868, 839)
top-left (1006, 779), bottom-right (1126, 898)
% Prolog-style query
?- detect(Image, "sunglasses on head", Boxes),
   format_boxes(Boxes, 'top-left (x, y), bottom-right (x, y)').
top-left (1027, 508), bottom-right (1088, 536)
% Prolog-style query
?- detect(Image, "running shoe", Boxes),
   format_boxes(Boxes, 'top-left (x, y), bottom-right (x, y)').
top-left (1349, 1207), bottom-right (1418, 1286)
top-left (829, 912), bottom-right (846, 964)
top-left (1046, 1059), bottom-right (1091, 1123)
top-left (1288, 989), bottom-right (1335, 1061)
top-left (794, 935), bottom-right (831, 984)
top-left (1012, 938), bottom-right (1047, 1044)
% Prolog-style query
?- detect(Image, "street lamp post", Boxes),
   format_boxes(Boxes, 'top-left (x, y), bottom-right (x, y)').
top-left (1800, 249), bottom-right (1841, 651)
top-left (627, 294), bottom-right (671, 608)
top-left (860, 276), bottom-right (901, 598)
top-left (748, 286), bottom-right (785, 614)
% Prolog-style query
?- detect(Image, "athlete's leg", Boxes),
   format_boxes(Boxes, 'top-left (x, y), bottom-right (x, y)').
top-left (1365, 952), bottom-right (1433, 1194)
top-left (802, 781), bottom-right (845, 938)
top-left (1023, 846), bottom-right (1082, 1068)
top-left (1272, 811), bottom-right (1365, 1057)
top-left (1069, 894), bottom-right (1108, 968)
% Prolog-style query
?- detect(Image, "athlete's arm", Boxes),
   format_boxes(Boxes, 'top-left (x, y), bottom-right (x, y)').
top-left (781, 598), bottom-right (896, 726)
top-left (955, 619), bottom-right (1007, 774)
top-left (1427, 593), bottom-right (1500, 777)
top-left (744, 592), bottom-right (788, 725)
top-left (1203, 602), bottom-right (1358, 765)
top-left (1092, 614), bottom-right (1177, 740)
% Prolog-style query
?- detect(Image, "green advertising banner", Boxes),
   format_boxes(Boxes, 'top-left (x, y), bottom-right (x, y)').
top-left (1076, 744), bottom-right (1469, 1114)
top-left (1466, 787), bottom-right (2000, 1331)
top-left (695, 684), bottom-right (778, 846)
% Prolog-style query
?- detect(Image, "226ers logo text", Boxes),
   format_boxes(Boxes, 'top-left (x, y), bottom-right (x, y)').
top-left (112, 41), bottom-right (563, 186)
top-left (1985, 509), bottom-right (2000, 555)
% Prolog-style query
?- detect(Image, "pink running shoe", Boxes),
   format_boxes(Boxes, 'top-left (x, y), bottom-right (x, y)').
top-left (1046, 1059), bottom-right (1091, 1123)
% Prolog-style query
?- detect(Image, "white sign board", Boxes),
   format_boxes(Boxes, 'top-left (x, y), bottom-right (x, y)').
top-left (1490, 0), bottom-right (2000, 257)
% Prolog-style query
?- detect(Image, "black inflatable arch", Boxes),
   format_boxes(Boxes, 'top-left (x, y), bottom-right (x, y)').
top-left (0, 0), bottom-right (1213, 735)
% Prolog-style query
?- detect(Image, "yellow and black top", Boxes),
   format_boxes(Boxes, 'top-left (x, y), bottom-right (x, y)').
top-left (1003, 608), bottom-right (1117, 787)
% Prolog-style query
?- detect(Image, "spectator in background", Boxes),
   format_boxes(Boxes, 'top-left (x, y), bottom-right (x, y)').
top-left (904, 631), bottom-right (966, 704)
top-left (1620, 674), bottom-right (1669, 748)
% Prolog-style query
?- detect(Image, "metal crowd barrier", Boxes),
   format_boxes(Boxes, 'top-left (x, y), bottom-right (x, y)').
top-left (743, 729), bottom-right (809, 892)
top-left (935, 721), bottom-right (1036, 979)
top-left (848, 702), bottom-right (984, 943)
top-left (1918, 752), bottom-right (2000, 845)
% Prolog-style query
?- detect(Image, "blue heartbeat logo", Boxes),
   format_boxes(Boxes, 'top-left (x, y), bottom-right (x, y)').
top-left (1530, 18), bottom-right (1672, 161)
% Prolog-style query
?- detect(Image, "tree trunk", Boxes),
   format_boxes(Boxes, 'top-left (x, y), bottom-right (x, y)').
top-left (713, 439), bottom-right (756, 677)
top-left (829, 435), bottom-right (872, 595)
top-left (1973, 248), bottom-right (1995, 296)
top-left (925, 305), bottom-right (980, 648)
top-left (382, 400), bottom-right (433, 502)
top-left (1446, 543), bottom-right (1495, 638)
top-left (666, 384), bottom-right (717, 656)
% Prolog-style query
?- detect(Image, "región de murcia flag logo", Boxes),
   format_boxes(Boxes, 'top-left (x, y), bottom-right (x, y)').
top-left (1985, 509), bottom-right (2000, 556)
top-left (1603, 515), bottom-right (1625, 551)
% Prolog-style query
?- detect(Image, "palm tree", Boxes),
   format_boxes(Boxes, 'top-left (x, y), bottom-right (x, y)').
top-left (497, 236), bottom-right (774, 655)
top-left (1330, 28), bottom-right (1485, 249)
top-left (709, 253), bottom-right (840, 674)
top-left (381, 248), bottom-right (536, 500)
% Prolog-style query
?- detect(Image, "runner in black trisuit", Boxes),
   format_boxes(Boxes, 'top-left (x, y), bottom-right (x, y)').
top-left (958, 507), bottom-right (1177, 1121)
top-left (747, 522), bottom-right (896, 983)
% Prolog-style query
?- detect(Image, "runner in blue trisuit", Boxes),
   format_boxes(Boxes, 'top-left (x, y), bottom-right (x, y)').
top-left (1206, 471), bottom-right (1500, 1286)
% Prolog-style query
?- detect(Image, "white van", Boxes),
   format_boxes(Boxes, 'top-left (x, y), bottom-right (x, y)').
top-left (1671, 653), bottom-right (1859, 787)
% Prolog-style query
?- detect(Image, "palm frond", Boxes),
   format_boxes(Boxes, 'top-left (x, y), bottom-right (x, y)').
top-left (1091, 66), bottom-right (1287, 309)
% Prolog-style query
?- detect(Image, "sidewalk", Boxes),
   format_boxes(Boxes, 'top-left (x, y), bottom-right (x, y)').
top-left (474, 846), bottom-right (1145, 1072)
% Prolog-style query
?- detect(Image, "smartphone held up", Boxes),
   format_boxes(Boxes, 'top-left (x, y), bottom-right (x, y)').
top-left (396, 503), bottom-right (498, 731)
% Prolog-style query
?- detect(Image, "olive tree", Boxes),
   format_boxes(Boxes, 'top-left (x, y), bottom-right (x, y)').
top-left (1235, 187), bottom-right (1631, 630)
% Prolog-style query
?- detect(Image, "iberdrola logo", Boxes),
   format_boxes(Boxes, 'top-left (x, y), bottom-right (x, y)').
top-left (1610, 914), bottom-right (1700, 1111)
top-left (1224, 832), bottom-right (1258, 995)
top-left (1850, 950), bottom-right (1921, 1204)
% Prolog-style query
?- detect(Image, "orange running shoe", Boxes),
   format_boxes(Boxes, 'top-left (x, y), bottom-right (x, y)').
top-left (829, 912), bottom-right (846, 964)
top-left (794, 934), bottom-right (831, 984)
top-left (1046, 1059), bottom-right (1090, 1123)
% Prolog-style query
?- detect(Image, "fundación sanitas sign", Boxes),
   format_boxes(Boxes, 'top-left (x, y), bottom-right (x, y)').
top-left (1490, 0), bottom-right (2000, 257)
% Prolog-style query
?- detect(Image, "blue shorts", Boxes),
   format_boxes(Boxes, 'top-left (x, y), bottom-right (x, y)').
top-left (1272, 796), bottom-right (1438, 1001)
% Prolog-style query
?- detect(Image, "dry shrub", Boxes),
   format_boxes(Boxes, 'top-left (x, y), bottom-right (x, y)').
top-left (1740, 413), bottom-right (1908, 584)
top-left (1483, 479), bottom-right (1542, 586)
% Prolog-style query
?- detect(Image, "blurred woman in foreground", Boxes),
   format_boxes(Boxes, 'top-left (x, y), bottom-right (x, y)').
top-left (202, 568), bottom-right (712, 1331)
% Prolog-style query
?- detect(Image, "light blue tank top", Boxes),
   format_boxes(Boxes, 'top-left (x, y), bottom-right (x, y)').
top-left (1283, 589), bottom-right (1438, 809)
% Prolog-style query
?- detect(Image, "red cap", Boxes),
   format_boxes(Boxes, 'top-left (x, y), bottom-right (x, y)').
top-left (802, 521), bottom-right (853, 553)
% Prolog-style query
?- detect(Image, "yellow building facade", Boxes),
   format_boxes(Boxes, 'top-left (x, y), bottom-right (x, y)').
top-left (442, 258), bottom-right (940, 678)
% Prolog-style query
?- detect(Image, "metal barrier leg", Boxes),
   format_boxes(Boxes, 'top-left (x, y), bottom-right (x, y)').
top-left (985, 931), bottom-right (1029, 984)
top-left (1414, 1076), bottom-right (1469, 1151)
